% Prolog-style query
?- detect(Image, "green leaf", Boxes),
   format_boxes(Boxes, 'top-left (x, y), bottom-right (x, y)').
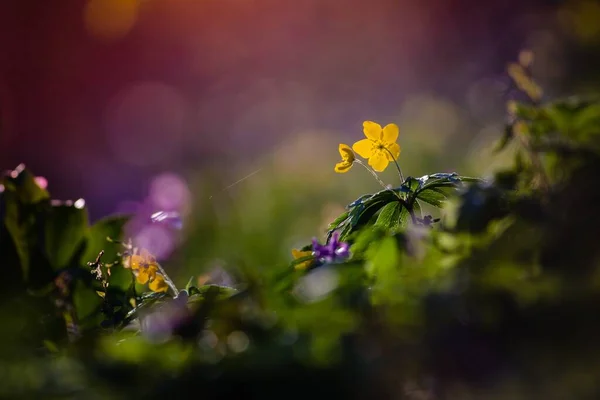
top-left (80, 215), bottom-right (130, 290)
top-left (509, 101), bottom-right (541, 121)
top-left (2, 190), bottom-right (53, 286)
top-left (413, 200), bottom-right (423, 219)
top-left (350, 189), bottom-right (399, 227)
top-left (327, 211), bottom-right (350, 231)
top-left (399, 205), bottom-right (411, 227)
top-left (573, 102), bottom-right (600, 144)
top-left (1, 165), bottom-right (49, 205)
top-left (45, 204), bottom-right (89, 270)
top-left (81, 215), bottom-right (129, 265)
top-left (185, 276), bottom-right (195, 292)
top-left (416, 186), bottom-right (457, 208)
top-left (187, 284), bottom-right (238, 303)
top-left (494, 125), bottom-right (514, 153)
top-left (375, 201), bottom-right (402, 231)
top-left (366, 237), bottom-right (403, 305)
top-left (73, 278), bottom-right (103, 322)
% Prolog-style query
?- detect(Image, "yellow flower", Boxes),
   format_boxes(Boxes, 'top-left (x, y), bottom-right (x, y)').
top-left (292, 249), bottom-right (314, 271)
top-left (507, 63), bottom-right (542, 102)
top-left (125, 248), bottom-right (158, 285)
top-left (149, 274), bottom-right (169, 293)
top-left (352, 121), bottom-right (401, 172)
top-left (334, 144), bottom-right (355, 173)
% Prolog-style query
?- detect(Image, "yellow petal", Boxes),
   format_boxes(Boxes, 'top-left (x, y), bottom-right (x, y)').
top-left (136, 269), bottom-right (150, 284)
top-left (363, 121), bottom-right (382, 140)
top-left (295, 260), bottom-right (313, 271)
top-left (368, 151), bottom-right (389, 172)
top-left (338, 143), bottom-right (355, 163)
top-left (382, 123), bottom-right (399, 143)
top-left (292, 249), bottom-right (312, 259)
top-left (385, 142), bottom-right (401, 161)
top-left (334, 161), bottom-right (353, 173)
top-left (352, 139), bottom-right (374, 159)
top-left (149, 275), bottom-right (169, 293)
top-left (507, 63), bottom-right (525, 82)
top-left (128, 254), bottom-right (143, 270)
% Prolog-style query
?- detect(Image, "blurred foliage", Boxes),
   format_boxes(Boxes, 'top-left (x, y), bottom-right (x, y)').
top-left (4, 55), bottom-right (600, 399)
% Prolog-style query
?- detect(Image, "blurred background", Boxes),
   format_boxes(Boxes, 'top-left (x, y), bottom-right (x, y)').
top-left (2, 0), bottom-right (600, 280)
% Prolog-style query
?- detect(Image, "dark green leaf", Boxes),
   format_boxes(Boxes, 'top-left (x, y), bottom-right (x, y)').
top-left (1, 165), bottom-right (49, 205)
top-left (80, 215), bottom-right (130, 290)
top-left (494, 125), bottom-right (514, 153)
top-left (375, 201), bottom-right (403, 231)
top-left (2, 190), bottom-right (54, 286)
top-left (45, 204), bottom-right (89, 270)
top-left (73, 279), bottom-right (103, 322)
top-left (327, 211), bottom-right (350, 231)
top-left (416, 188), bottom-right (449, 208)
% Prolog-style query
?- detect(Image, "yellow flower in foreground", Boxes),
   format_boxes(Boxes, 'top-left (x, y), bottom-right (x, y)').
top-left (292, 249), bottom-right (314, 271)
top-left (352, 121), bottom-right (401, 172)
top-left (125, 249), bottom-right (158, 285)
top-left (507, 63), bottom-right (542, 102)
top-left (334, 143), bottom-right (355, 173)
top-left (149, 274), bottom-right (169, 293)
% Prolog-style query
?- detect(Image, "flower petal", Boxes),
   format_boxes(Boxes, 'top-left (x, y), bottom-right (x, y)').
top-left (128, 254), bottom-right (143, 270)
top-left (368, 151), bottom-right (390, 172)
top-left (295, 260), bottom-right (312, 271)
top-left (292, 249), bottom-right (312, 259)
top-left (149, 275), bottom-right (169, 292)
top-left (136, 269), bottom-right (150, 284)
top-left (363, 121), bottom-right (382, 140)
top-left (382, 123), bottom-right (399, 143)
top-left (338, 143), bottom-right (355, 163)
top-left (334, 161), bottom-right (353, 173)
top-left (352, 139), bottom-right (374, 159)
top-left (385, 142), bottom-right (401, 161)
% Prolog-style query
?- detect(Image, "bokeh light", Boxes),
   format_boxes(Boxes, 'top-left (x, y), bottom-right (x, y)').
top-left (149, 173), bottom-right (191, 214)
top-left (84, 0), bottom-right (141, 41)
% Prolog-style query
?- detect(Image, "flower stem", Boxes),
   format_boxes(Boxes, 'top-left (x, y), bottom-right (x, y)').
top-left (355, 160), bottom-right (405, 203)
top-left (156, 263), bottom-right (179, 297)
top-left (383, 148), bottom-right (404, 183)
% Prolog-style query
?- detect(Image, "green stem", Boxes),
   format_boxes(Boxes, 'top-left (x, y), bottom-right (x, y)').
top-left (383, 147), bottom-right (404, 183)
top-left (354, 160), bottom-right (414, 221)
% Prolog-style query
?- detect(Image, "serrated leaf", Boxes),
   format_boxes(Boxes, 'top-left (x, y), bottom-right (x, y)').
top-left (349, 190), bottom-right (398, 228)
top-left (399, 206), bottom-right (411, 227)
top-left (416, 189), bottom-right (448, 208)
top-left (375, 201), bottom-right (402, 231)
top-left (399, 177), bottom-right (422, 194)
top-left (327, 211), bottom-right (350, 231)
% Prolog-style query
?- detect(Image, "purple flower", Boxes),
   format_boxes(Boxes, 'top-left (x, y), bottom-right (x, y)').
top-left (311, 232), bottom-right (350, 264)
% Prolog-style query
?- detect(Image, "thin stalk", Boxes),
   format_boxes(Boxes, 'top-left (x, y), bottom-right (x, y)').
top-left (156, 263), bottom-right (179, 297)
top-left (354, 160), bottom-right (416, 221)
top-left (383, 148), bottom-right (404, 183)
